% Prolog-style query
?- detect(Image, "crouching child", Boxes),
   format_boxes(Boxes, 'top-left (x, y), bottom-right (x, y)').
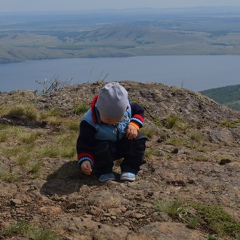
top-left (76, 82), bottom-right (147, 182)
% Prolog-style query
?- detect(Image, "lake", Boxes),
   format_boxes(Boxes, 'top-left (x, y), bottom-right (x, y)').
top-left (0, 55), bottom-right (240, 93)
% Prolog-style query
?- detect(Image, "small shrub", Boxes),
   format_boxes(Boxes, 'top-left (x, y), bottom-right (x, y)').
top-left (39, 108), bottom-right (62, 120)
top-left (73, 102), bottom-right (89, 115)
top-left (67, 121), bottom-right (79, 131)
top-left (190, 203), bottom-right (240, 238)
top-left (6, 104), bottom-right (38, 121)
top-left (165, 136), bottom-right (188, 146)
top-left (191, 154), bottom-right (208, 162)
top-left (145, 148), bottom-right (156, 158)
top-left (18, 132), bottom-right (38, 144)
top-left (28, 161), bottom-right (43, 174)
top-left (220, 120), bottom-right (237, 128)
top-left (176, 122), bottom-right (190, 133)
top-left (37, 145), bottom-right (59, 158)
top-left (156, 200), bottom-right (240, 238)
top-left (164, 115), bottom-right (179, 129)
top-left (16, 154), bottom-right (30, 165)
top-left (1, 221), bottom-right (59, 240)
top-left (46, 116), bottom-right (62, 126)
top-left (0, 170), bottom-right (22, 182)
top-left (187, 217), bottom-right (201, 229)
top-left (0, 124), bottom-right (8, 130)
top-left (154, 117), bottom-right (162, 127)
top-left (156, 199), bottom-right (183, 217)
top-left (188, 130), bottom-right (205, 142)
top-left (140, 125), bottom-right (156, 138)
top-left (0, 130), bottom-right (8, 142)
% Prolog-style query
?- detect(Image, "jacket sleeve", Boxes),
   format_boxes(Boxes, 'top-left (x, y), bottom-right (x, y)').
top-left (130, 103), bottom-right (145, 128)
top-left (76, 120), bottom-right (97, 167)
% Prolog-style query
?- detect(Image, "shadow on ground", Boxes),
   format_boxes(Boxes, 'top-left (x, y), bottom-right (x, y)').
top-left (40, 161), bottom-right (100, 196)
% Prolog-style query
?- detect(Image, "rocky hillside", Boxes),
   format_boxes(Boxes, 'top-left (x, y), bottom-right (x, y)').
top-left (1, 81), bottom-right (240, 240)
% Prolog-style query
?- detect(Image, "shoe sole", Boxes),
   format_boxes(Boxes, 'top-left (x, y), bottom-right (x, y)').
top-left (120, 177), bottom-right (135, 182)
top-left (99, 177), bottom-right (116, 182)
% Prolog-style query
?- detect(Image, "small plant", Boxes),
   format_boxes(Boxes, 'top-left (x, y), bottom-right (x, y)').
top-left (156, 200), bottom-right (240, 238)
top-left (17, 131), bottom-right (38, 144)
top-left (188, 130), bottom-right (205, 142)
top-left (175, 122), bottom-right (190, 133)
top-left (206, 235), bottom-right (221, 240)
top-left (0, 170), bottom-right (22, 182)
top-left (156, 199), bottom-right (183, 217)
top-left (5, 104), bottom-right (38, 121)
top-left (40, 108), bottom-right (62, 120)
top-left (220, 120), bottom-right (237, 128)
top-left (73, 102), bottom-right (89, 115)
top-left (187, 217), bottom-right (201, 229)
top-left (45, 116), bottom-right (62, 127)
top-left (16, 153), bottom-right (31, 166)
top-left (37, 145), bottom-right (59, 158)
top-left (140, 125), bottom-right (156, 138)
top-left (28, 161), bottom-right (43, 174)
top-left (1, 221), bottom-right (59, 240)
top-left (191, 154), bottom-right (208, 162)
top-left (67, 120), bottom-right (79, 131)
top-left (190, 203), bottom-right (240, 238)
top-left (164, 115), bottom-right (179, 129)
top-left (35, 76), bottom-right (73, 95)
top-left (145, 147), bottom-right (156, 159)
top-left (154, 117), bottom-right (162, 127)
top-left (0, 129), bottom-right (8, 142)
top-left (165, 136), bottom-right (189, 146)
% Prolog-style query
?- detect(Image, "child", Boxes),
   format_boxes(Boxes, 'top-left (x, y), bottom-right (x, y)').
top-left (76, 82), bottom-right (147, 182)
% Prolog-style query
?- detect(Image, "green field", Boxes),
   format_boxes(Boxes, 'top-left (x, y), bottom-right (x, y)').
top-left (1, 8), bottom-right (240, 63)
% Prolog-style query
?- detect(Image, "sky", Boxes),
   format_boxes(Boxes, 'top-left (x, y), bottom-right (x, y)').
top-left (1, 0), bottom-right (240, 13)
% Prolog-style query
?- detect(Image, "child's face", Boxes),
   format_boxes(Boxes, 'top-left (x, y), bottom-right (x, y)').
top-left (100, 114), bottom-right (122, 125)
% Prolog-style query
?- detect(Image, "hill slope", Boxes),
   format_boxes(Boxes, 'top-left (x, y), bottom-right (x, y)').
top-left (1, 81), bottom-right (240, 239)
top-left (200, 84), bottom-right (240, 111)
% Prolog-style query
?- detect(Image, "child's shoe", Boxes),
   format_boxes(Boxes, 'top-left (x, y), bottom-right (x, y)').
top-left (120, 172), bottom-right (136, 181)
top-left (99, 173), bottom-right (116, 182)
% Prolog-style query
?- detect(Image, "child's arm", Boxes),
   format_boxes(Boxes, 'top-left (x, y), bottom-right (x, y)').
top-left (130, 103), bottom-right (145, 128)
top-left (76, 120), bottom-right (97, 174)
top-left (125, 103), bottom-right (145, 139)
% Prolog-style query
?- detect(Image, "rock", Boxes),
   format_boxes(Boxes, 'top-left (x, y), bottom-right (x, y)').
top-left (137, 222), bottom-right (206, 240)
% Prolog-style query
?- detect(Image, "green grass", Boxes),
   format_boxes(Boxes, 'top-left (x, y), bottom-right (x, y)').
top-left (220, 120), bottom-right (237, 128)
top-left (156, 200), bottom-right (240, 239)
top-left (73, 102), bottom-right (89, 115)
top-left (188, 130), bottom-right (205, 142)
top-left (5, 104), bottom-right (38, 121)
top-left (140, 125), bottom-right (156, 138)
top-left (0, 170), bottom-right (22, 182)
top-left (165, 136), bottom-right (189, 146)
top-left (1, 221), bottom-right (59, 240)
top-left (0, 102), bottom-right (79, 182)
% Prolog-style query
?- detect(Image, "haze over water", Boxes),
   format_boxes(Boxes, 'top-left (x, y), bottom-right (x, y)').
top-left (1, 55), bottom-right (240, 92)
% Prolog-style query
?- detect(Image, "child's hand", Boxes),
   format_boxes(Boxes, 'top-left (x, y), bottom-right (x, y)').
top-left (125, 124), bottom-right (138, 140)
top-left (81, 161), bottom-right (92, 175)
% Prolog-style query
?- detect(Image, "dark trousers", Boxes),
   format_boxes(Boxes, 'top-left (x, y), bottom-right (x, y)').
top-left (93, 132), bottom-right (147, 177)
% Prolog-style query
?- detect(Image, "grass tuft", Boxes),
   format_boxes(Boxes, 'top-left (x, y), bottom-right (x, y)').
top-left (1, 221), bottom-right (59, 240)
top-left (156, 200), bottom-right (240, 238)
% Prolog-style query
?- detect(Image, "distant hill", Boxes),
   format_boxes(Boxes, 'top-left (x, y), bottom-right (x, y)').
top-left (1, 8), bottom-right (240, 63)
top-left (200, 84), bottom-right (240, 111)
